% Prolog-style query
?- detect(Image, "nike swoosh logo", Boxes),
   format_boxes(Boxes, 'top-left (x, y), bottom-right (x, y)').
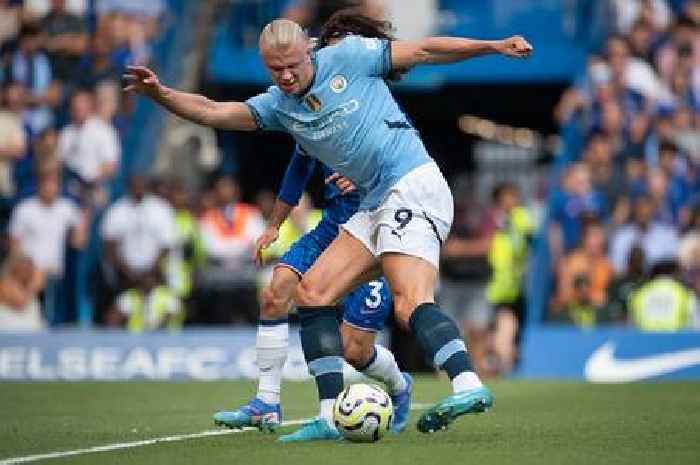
top-left (585, 341), bottom-right (700, 383)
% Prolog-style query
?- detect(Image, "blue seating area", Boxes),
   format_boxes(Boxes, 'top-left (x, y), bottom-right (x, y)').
top-left (206, 0), bottom-right (605, 87)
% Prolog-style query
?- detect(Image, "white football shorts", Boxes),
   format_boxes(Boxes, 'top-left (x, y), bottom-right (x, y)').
top-left (342, 162), bottom-right (454, 269)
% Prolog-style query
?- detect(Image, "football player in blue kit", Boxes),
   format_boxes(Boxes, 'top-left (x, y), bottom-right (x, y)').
top-left (125, 9), bottom-right (532, 442)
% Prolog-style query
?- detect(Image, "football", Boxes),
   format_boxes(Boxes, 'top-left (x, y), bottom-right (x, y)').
top-left (333, 383), bottom-right (393, 443)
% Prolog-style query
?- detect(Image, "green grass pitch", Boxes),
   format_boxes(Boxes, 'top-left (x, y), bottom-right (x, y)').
top-left (1, 378), bottom-right (699, 465)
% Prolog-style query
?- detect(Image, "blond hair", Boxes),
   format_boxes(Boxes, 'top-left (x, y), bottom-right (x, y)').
top-left (259, 19), bottom-right (308, 51)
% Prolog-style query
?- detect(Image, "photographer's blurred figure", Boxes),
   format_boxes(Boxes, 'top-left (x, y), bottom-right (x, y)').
top-left (629, 260), bottom-right (699, 331)
top-left (551, 219), bottom-right (614, 327)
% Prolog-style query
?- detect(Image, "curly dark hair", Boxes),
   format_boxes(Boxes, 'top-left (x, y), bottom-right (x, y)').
top-left (318, 9), bottom-right (403, 81)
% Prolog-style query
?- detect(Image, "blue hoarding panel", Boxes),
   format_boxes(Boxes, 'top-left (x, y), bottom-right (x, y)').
top-left (517, 327), bottom-right (700, 382)
top-left (0, 329), bottom-right (310, 382)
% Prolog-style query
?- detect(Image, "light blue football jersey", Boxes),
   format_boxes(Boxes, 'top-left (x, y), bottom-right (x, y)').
top-left (246, 36), bottom-right (433, 210)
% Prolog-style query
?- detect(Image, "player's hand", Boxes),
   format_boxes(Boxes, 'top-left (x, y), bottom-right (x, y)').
top-left (325, 172), bottom-right (356, 195)
top-left (254, 226), bottom-right (280, 266)
top-left (123, 65), bottom-right (164, 99)
top-left (498, 36), bottom-right (533, 58)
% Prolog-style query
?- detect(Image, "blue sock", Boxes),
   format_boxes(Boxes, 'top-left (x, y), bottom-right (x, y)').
top-left (298, 306), bottom-right (344, 402)
top-left (409, 302), bottom-right (473, 380)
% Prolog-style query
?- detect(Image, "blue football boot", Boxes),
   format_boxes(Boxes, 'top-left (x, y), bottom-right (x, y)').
top-left (390, 373), bottom-right (413, 433)
top-left (213, 398), bottom-right (281, 432)
top-left (417, 386), bottom-right (493, 433)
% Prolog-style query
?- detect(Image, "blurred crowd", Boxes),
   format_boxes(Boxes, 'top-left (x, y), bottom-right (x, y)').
top-left (550, 0), bottom-right (700, 330)
top-left (0, 0), bottom-right (168, 330)
top-left (436, 0), bottom-right (700, 377)
top-left (2, 0), bottom-right (699, 361)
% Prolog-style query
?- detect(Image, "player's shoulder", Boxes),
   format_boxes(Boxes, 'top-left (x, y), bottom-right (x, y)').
top-left (317, 36), bottom-right (387, 76)
top-left (263, 85), bottom-right (284, 100)
top-left (323, 35), bottom-right (383, 56)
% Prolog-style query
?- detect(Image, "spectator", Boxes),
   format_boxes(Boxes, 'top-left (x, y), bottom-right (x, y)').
top-left (628, 19), bottom-right (655, 64)
top-left (94, 80), bottom-right (119, 122)
top-left (605, 33), bottom-right (661, 103)
top-left (195, 174), bottom-right (264, 324)
top-left (107, 270), bottom-right (184, 333)
top-left (41, 0), bottom-right (89, 83)
top-left (165, 177), bottom-right (201, 301)
top-left (646, 167), bottom-right (682, 225)
top-left (656, 140), bottom-right (691, 212)
top-left (0, 252), bottom-right (45, 332)
top-left (57, 90), bottom-right (120, 206)
top-left (0, 83), bottom-right (27, 200)
top-left (8, 168), bottom-right (89, 323)
top-left (24, 0), bottom-right (87, 18)
top-left (655, 15), bottom-right (699, 92)
top-left (485, 183), bottom-right (534, 374)
top-left (679, 205), bottom-right (700, 292)
top-left (610, 194), bottom-right (680, 272)
top-left (0, 82), bottom-right (40, 202)
top-left (440, 180), bottom-right (494, 375)
top-left (78, 31), bottom-right (124, 89)
top-left (552, 219), bottom-right (615, 327)
top-left (583, 134), bottom-right (625, 211)
top-left (629, 259), bottom-right (699, 330)
top-left (284, 0), bottom-right (385, 35)
top-left (549, 162), bottom-right (605, 259)
top-left (13, 127), bottom-right (58, 202)
top-left (0, 0), bottom-right (21, 51)
top-left (603, 246), bottom-right (647, 322)
top-left (613, 0), bottom-right (672, 35)
top-left (100, 175), bottom-right (177, 296)
top-left (5, 22), bottom-right (61, 134)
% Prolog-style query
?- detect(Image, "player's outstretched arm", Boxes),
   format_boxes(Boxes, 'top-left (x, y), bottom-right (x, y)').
top-left (391, 36), bottom-right (533, 70)
top-left (123, 66), bottom-right (258, 131)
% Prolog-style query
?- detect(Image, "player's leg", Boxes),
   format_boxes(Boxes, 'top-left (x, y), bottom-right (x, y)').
top-left (375, 163), bottom-right (492, 433)
top-left (279, 228), bottom-right (378, 443)
top-left (340, 278), bottom-right (413, 432)
top-left (213, 265), bottom-right (299, 430)
top-left (256, 266), bottom-right (298, 404)
top-left (383, 254), bottom-right (492, 433)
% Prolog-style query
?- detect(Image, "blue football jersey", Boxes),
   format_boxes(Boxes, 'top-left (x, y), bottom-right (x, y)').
top-left (246, 36), bottom-right (432, 210)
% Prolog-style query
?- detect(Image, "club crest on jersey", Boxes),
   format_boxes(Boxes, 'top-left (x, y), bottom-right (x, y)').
top-left (330, 75), bottom-right (348, 94)
top-left (304, 94), bottom-right (323, 112)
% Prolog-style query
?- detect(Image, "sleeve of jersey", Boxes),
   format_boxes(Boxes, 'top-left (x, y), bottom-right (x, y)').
top-left (337, 36), bottom-right (391, 78)
top-left (277, 146), bottom-right (316, 206)
top-left (244, 89), bottom-right (283, 131)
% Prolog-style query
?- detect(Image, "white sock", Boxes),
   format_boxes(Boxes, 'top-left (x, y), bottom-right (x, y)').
top-left (255, 321), bottom-right (288, 405)
top-left (361, 345), bottom-right (408, 395)
top-left (343, 362), bottom-right (370, 385)
top-left (452, 371), bottom-right (483, 393)
top-left (319, 399), bottom-right (337, 427)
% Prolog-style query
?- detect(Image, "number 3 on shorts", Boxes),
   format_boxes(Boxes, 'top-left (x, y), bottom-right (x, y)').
top-left (364, 281), bottom-right (383, 309)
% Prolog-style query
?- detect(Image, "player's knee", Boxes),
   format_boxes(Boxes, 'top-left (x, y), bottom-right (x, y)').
top-left (260, 285), bottom-right (291, 319)
top-left (295, 279), bottom-right (330, 306)
top-left (392, 293), bottom-right (426, 329)
top-left (343, 339), bottom-right (371, 369)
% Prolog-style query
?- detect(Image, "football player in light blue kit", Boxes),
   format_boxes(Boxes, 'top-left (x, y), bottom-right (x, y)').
top-left (125, 10), bottom-right (532, 442)
top-left (213, 143), bottom-right (413, 434)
